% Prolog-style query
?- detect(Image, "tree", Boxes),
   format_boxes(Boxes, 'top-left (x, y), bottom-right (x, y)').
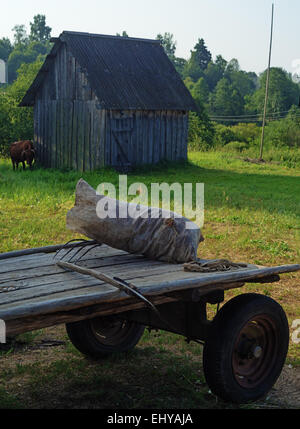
top-left (209, 77), bottom-right (244, 118)
top-left (215, 55), bottom-right (227, 73)
top-left (116, 31), bottom-right (129, 37)
top-left (7, 41), bottom-right (48, 83)
top-left (156, 33), bottom-right (186, 76)
top-left (0, 38), bottom-right (13, 61)
top-left (156, 33), bottom-right (176, 59)
top-left (192, 38), bottom-right (212, 71)
top-left (225, 69), bottom-right (257, 98)
top-left (0, 58), bottom-right (43, 154)
top-left (183, 38), bottom-right (212, 81)
top-left (204, 61), bottom-right (224, 91)
top-left (226, 58), bottom-right (240, 73)
top-left (191, 77), bottom-right (210, 106)
top-left (173, 57), bottom-right (187, 77)
top-left (245, 67), bottom-right (300, 116)
top-left (30, 14), bottom-right (51, 42)
top-left (12, 24), bottom-right (28, 46)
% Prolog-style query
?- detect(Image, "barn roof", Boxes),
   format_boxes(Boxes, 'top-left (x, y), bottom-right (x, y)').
top-left (20, 31), bottom-right (197, 111)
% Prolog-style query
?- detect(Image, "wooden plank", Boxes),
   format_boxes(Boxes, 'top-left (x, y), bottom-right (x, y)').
top-left (105, 110), bottom-right (111, 166)
top-left (42, 101), bottom-right (46, 165)
top-left (142, 111), bottom-right (148, 165)
top-left (1, 260), bottom-right (297, 324)
top-left (170, 112), bottom-right (175, 161)
top-left (99, 108), bottom-right (106, 168)
top-left (0, 253), bottom-right (148, 284)
top-left (178, 112), bottom-right (184, 160)
top-left (5, 295), bottom-right (178, 336)
top-left (0, 257), bottom-right (174, 293)
top-left (153, 111), bottom-right (160, 164)
top-left (66, 100), bottom-right (72, 168)
top-left (133, 264), bottom-right (300, 295)
top-left (89, 102), bottom-right (94, 170)
top-left (61, 100), bottom-right (67, 168)
top-left (38, 100), bottom-right (44, 165)
top-left (166, 111), bottom-right (172, 161)
top-left (50, 101), bottom-right (56, 168)
top-left (82, 103), bottom-right (87, 171)
top-left (72, 101), bottom-right (78, 169)
top-left (135, 110), bottom-right (141, 165)
top-left (57, 99), bottom-right (62, 168)
top-left (174, 112), bottom-right (180, 161)
top-left (160, 111), bottom-right (166, 161)
top-left (0, 241), bottom-right (97, 261)
top-left (182, 113), bottom-right (189, 160)
top-left (1, 256), bottom-right (298, 310)
top-left (0, 247), bottom-right (129, 276)
top-left (148, 111), bottom-right (153, 164)
top-left (77, 101), bottom-right (84, 171)
top-left (45, 101), bottom-right (50, 167)
top-left (0, 269), bottom-right (298, 326)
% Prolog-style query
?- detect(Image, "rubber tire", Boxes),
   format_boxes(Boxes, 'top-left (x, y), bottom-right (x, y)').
top-left (66, 317), bottom-right (145, 359)
top-left (203, 293), bottom-right (289, 403)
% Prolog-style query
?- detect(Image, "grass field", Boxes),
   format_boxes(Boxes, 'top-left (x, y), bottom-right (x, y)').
top-left (0, 150), bottom-right (299, 409)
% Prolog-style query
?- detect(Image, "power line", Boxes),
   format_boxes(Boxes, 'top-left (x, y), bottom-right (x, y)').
top-left (209, 110), bottom-right (291, 119)
top-left (210, 113), bottom-right (300, 122)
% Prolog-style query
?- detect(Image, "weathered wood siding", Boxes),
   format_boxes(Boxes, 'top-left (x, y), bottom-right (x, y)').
top-left (34, 100), bottom-right (106, 170)
top-left (33, 43), bottom-right (106, 170)
top-left (33, 43), bottom-right (189, 171)
top-left (105, 110), bottom-right (189, 168)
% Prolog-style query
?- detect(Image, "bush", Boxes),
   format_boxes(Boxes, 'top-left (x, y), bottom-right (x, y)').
top-left (225, 141), bottom-right (249, 152)
top-left (188, 110), bottom-right (215, 151)
top-left (230, 123), bottom-right (260, 143)
top-left (264, 116), bottom-right (300, 148)
top-left (213, 123), bottom-right (235, 146)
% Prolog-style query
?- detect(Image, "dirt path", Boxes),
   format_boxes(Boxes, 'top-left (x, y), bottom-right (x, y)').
top-left (262, 365), bottom-right (300, 409)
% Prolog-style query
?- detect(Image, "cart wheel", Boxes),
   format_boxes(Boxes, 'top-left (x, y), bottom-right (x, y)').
top-left (203, 293), bottom-right (289, 403)
top-left (66, 316), bottom-right (145, 359)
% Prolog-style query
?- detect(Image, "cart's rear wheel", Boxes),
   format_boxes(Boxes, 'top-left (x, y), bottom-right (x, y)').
top-left (66, 316), bottom-right (145, 359)
top-left (203, 293), bottom-right (289, 403)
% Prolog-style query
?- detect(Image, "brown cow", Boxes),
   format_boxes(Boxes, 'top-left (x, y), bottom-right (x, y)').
top-left (10, 140), bottom-right (35, 170)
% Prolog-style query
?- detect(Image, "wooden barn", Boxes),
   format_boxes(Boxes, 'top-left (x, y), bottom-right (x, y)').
top-left (19, 31), bottom-right (197, 171)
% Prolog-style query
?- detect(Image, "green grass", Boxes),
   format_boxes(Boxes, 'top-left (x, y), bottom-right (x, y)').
top-left (0, 151), bottom-right (299, 409)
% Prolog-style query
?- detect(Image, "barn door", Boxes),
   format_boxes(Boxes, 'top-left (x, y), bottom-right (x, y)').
top-left (111, 112), bottom-right (134, 171)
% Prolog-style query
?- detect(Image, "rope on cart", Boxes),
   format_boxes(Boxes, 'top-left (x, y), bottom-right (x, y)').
top-left (183, 259), bottom-right (248, 273)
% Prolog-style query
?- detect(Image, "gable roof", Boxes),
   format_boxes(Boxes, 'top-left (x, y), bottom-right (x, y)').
top-left (19, 31), bottom-right (197, 111)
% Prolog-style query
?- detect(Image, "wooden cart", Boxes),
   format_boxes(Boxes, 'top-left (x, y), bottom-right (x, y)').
top-left (0, 241), bottom-right (299, 404)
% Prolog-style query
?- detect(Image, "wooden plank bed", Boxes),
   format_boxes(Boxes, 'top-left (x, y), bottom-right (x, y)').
top-left (0, 242), bottom-right (299, 335)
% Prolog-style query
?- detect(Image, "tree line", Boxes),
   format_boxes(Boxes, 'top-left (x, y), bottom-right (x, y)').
top-left (157, 32), bottom-right (300, 120)
top-left (0, 18), bottom-right (300, 157)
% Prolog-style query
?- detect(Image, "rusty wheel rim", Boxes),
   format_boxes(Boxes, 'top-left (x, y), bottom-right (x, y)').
top-left (90, 317), bottom-right (132, 346)
top-left (232, 315), bottom-right (279, 389)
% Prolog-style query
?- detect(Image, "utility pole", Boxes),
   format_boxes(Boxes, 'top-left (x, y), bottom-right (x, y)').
top-left (259, 3), bottom-right (274, 160)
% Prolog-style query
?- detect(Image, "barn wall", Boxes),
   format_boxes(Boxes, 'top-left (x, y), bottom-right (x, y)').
top-left (35, 43), bottom-right (97, 102)
top-left (34, 43), bottom-right (106, 171)
top-left (34, 100), bottom-right (105, 171)
top-left (105, 110), bottom-right (189, 167)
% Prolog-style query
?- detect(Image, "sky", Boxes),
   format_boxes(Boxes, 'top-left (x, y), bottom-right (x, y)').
top-left (1, 0), bottom-right (299, 75)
